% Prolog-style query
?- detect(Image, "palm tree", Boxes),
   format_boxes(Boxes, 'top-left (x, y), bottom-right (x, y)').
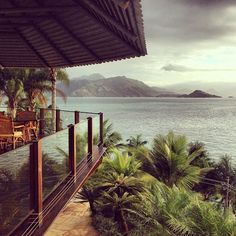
top-left (126, 134), bottom-right (147, 148)
top-left (24, 68), bottom-right (69, 110)
top-left (102, 149), bottom-right (142, 177)
top-left (0, 68), bottom-right (25, 117)
top-left (97, 192), bottom-right (141, 236)
top-left (151, 184), bottom-right (236, 236)
top-left (103, 120), bottom-right (123, 150)
top-left (75, 185), bottom-right (100, 215)
top-left (19, 69), bottom-right (51, 110)
top-left (0, 68), bottom-right (69, 115)
top-left (98, 149), bottom-right (147, 197)
top-left (49, 68), bottom-right (69, 111)
top-left (188, 141), bottom-right (213, 168)
top-left (142, 132), bottom-right (210, 189)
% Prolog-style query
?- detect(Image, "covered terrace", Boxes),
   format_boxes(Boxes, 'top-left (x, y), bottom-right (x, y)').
top-left (0, 0), bottom-right (147, 235)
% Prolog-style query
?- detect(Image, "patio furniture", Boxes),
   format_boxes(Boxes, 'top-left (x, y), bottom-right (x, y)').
top-left (16, 111), bottom-right (38, 142)
top-left (0, 116), bottom-right (24, 149)
top-left (0, 111), bottom-right (5, 117)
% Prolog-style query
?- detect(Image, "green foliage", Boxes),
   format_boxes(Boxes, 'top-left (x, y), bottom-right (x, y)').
top-left (92, 214), bottom-right (122, 236)
top-left (103, 119), bottom-right (123, 151)
top-left (79, 130), bottom-right (236, 236)
top-left (126, 134), bottom-right (147, 148)
top-left (0, 68), bottom-right (69, 114)
top-left (142, 131), bottom-right (211, 189)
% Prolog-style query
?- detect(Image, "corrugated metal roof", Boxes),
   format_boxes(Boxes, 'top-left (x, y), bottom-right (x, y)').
top-left (0, 0), bottom-right (147, 68)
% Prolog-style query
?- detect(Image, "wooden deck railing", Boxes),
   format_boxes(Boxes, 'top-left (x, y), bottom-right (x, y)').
top-left (0, 110), bottom-right (105, 236)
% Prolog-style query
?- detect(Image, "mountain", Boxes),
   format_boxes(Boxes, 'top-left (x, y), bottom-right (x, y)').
top-left (71, 73), bottom-right (105, 81)
top-left (178, 90), bottom-right (221, 98)
top-left (164, 81), bottom-right (236, 97)
top-left (58, 75), bottom-right (176, 97)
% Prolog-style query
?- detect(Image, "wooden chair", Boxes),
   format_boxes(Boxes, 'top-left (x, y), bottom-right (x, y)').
top-left (0, 111), bottom-right (5, 117)
top-left (16, 111), bottom-right (38, 142)
top-left (0, 116), bottom-right (24, 149)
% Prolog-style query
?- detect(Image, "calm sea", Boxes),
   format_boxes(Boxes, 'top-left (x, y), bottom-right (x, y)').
top-left (57, 97), bottom-right (236, 162)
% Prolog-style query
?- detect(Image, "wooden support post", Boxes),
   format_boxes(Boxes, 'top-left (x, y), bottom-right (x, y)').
top-left (74, 111), bottom-right (80, 124)
top-left (99, 112), bottom-right (103, 146)
top-left (87, 117), bottom-right (93, 161)
top-left (30, 140), bottom-right (43, 226)
top-left (68, 125), bottom-right (76, 179)
top-left (56, 109), bottom-right (61, 132)
top-left (39, 108), bottom-right (45, 136)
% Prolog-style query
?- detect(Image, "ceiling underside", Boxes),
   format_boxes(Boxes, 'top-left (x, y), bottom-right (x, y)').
top-left (0, 0), bottom-right (147, 68)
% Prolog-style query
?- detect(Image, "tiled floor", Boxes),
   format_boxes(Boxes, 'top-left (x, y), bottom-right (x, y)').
top-left (45, 201), bottom-right (99, 236)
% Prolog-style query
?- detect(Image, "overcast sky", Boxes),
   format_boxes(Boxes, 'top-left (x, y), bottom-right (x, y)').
top-left (66, 0), bottom-right (236, 86)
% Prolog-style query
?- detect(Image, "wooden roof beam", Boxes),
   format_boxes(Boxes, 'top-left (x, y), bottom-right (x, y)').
top-left (32, 23), bottom-right (73, 65)
top-left (75, 0), bottom-right (137, 41)
top-left (0, 15), bottom-right (52, 20)
top-left (73, 1), bottom-right (140, 55)
top-left (0, 6), bottom-right (77, 14)
top-left (0, 22), bottom-right (32, 26)
top-left (14, 27), bottom-right (50, 67)
top-left (53, 16), bottom-right (101, 61)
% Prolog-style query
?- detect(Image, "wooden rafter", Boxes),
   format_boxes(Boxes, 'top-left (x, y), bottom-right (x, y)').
top-left (76, 0), bottom-right (137, 41)
top-left (0, 6), bottom-right (77, 14)
top-left (14, 27), bottom-right (50, 67)
top-left (32, 23), bottom-right (73, 65)
top-left (0, 22), bottom-right (31, 26)
top-left (0, 0), bottom-right (146, 68)
top-left (73, 0), bottom-right (140, 54)
top-left (0, 15), bottom-right (52, 20)
top-left (53, 16), bottom-right (101, 61)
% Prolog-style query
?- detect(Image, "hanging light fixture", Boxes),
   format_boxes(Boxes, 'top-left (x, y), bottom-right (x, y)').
top-left (113, 0), bottom-right (130, 9)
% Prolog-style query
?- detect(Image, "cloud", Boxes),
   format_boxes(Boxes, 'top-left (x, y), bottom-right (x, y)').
top-left (161, 64), bottom-right (193, 72)
top-left (161, 64), bottom-right (236, 72)
top-left (142, 0), bottom-right (236, 45)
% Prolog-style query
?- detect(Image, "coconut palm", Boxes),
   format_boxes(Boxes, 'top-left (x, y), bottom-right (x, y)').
top-left (142, 132), bottom-right (210, 189)
top-left (19, 69), bottom-right (51, 110)
top-left (97, 149), bottom-right (147, 197)
top-left (151, 184), bottom-right (236, 236)
top-left (0, 68), bottom-right (25, 117)
top-left (188, 141), bottom-right (213, 168)
top-left (126, 134), bottom-right (147, 148)
top-left (0, 68), bottom-right (69, 114)
top-left (103, 119), bottom-right (122, 150)
top-left (22, 68), bottom-right (69, 110)
top-left (75, 185), bottom-right (100, 215)
top-left (97, 192), bottom-right (141, 236)
top-left (102, 149), bottom-right (142, 177)
top-left (49, 68), bottom-right (69, 110)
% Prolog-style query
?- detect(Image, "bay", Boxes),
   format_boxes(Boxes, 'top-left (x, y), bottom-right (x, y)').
top-left (57, 97), bottom-right (236, 161)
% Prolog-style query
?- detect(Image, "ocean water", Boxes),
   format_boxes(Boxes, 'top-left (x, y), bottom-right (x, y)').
top-left (58, 97), bottom-right (236, 161)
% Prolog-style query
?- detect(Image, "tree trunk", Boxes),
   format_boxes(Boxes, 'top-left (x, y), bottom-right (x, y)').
top-left (8, 100), bottom-right (16, 118)
top-left (51, 68), bottom-right (57, 133)
top-left (115, 209), bottom-right (129, 236)
top-left (89, 201), bottom-right (96, 215)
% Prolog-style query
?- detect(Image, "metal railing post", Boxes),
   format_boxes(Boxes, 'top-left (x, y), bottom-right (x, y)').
top-left (56, 109), bottom-right (61, 132)
top-left (87, 117), bottom-right (93, 161)
top-left (68, 124), bottom-right (76, 180)
top-left (39, 108), bottom-right (45, 136)
top-left (74, 111), bottom-right (80, 124)
top-left (99, 112), bottom-right (104, 146)
top-left (30, 140), bottom-right (43, 226)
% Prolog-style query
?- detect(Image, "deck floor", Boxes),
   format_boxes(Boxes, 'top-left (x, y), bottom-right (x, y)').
top-left (45, 201), bottom-right (98, 236)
